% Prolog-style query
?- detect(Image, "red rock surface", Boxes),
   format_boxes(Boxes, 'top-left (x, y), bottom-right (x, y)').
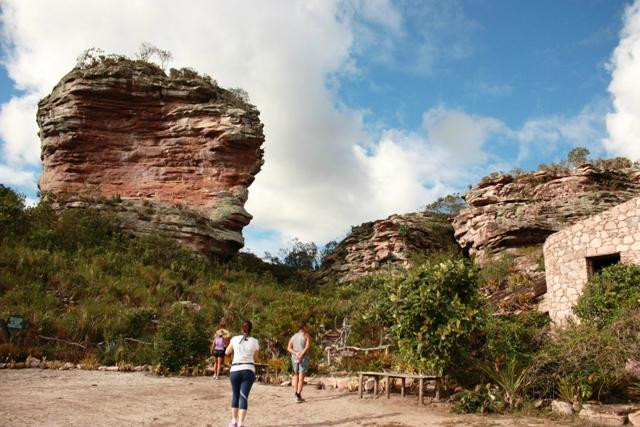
top-left (453, 162), bottom-right (640, 313)
top-left (317, 212), bottom-right (456, 283)
top-left (453, 163), bottom-right (640, 260)
top-left (37, 59), bottom-right (264, 258)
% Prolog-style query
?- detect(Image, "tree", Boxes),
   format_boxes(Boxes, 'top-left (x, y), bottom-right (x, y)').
top-left (424, 193), bottom-right (467, 217)
top-left (387, 257), bottom-right (483, 374)
top-left (135, 42), bottom-right (173, 70)
top-left (567, 147), bottom-right (590, 167)
top-left (319, 240), bottom-right (338, 266)
top-left (0, 184), bottom-right (26, 241)
top-left (280, 238), bottom-right (319, 270)
top-left (228, 88), bottom-right (250, 103)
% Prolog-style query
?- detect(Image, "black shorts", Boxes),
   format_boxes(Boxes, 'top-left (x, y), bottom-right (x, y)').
top-left (213, 349), bottom-right (225, 358)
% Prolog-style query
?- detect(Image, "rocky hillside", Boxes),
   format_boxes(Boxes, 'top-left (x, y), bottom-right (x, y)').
top-left (316, 212), bottom-right (457, 283)
top-left (452, 161), bottom-right (640, 311)
top-left (37, 58), bottom-right (264, 258)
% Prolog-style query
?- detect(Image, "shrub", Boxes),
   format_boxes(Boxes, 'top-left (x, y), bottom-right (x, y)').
top-left (0, 184), bottom-right (26, 241)
top-left (529, 309), bottom-right (640, 401)
top-left (0, 343), bottom-right (29, 362)
top-left (481, 311), bottom-right (550, 366)
top-left (337, 352), bottom-right (393, 373)
top-left (452, 384), bottom-right (503, 414)
top-left (154, 306), bottom-right (210, 372)
top-left (573, 263), bottom-right (640, 326)
top-left (386, 257), bottom-right (483, 374)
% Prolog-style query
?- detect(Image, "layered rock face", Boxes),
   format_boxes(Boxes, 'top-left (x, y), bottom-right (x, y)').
top-left (37, 60), bottom-right (264, 258)
top-left (454, 164), bottom-right (640, 259)
top-left (317, 212), bottom-right (457, 283)
top-left (453, 163), bottom-right (640, 312)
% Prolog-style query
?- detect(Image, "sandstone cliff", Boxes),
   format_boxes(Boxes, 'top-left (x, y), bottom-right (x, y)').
top-left (317, 212), bottom-right (457, 283)
top-left (453, 162), bottom-right (640, 311)
top-left (37, 59), bottom-right (264, 258)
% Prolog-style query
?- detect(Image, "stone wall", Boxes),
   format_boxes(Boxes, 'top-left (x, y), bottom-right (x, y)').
top-left (543, 197), bottom-right (640, 323)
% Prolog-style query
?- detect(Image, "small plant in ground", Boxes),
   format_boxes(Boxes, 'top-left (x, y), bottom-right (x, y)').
top-left (480, 359), bottom-right (531, 409)
top-left (556, 376), bottom-right (584, 404)
top-left (452, 384), bottom-right (503, 414)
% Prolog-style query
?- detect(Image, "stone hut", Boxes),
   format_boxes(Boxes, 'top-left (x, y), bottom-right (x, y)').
top-left (543, 196), bottom-right (640, 324)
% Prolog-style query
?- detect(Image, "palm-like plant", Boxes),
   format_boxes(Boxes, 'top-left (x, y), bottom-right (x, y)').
top-left (480, 358), bottom-right (531, 409)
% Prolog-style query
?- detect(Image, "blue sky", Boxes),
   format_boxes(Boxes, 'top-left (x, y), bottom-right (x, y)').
top-left (1, 0), bottom-right (639, 257)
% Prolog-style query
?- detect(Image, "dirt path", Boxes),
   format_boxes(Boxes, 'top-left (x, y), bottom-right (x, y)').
top-left (0, 370), bottom-right (573, 426)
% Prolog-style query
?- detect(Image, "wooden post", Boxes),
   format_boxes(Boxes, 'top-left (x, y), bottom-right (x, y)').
top-left (374, 376), bottom-right (378, 397)
top-left (386, 375), bottom-right (390, 399)
top-left (359, 373), bottom-right (364, 398)
top-left (418, 377), bottom-right (424, 405)
top-left (435, 378), bottom-right (441, 401)
top-left (0, 320), bottom-right (9, 344)
top-left (401, 377), bottom-right (405, 397)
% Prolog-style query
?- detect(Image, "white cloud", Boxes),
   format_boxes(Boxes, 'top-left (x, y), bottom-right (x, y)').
top-left (0, 163), bottom-right (37, 188)
top-left (0, 94), bottom-right (40, 165)
top-left (0, 0), bottom-right (619, 253)
top-left (1, 0), bottom-right (441, 245)
top-left (512, 100), bottom-right (608, 162)
top-left (604, 0), bottom-right (640, 160)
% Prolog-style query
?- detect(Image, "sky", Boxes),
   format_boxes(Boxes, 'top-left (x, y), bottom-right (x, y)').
top-left (1, 0), bottom-right (639, 257)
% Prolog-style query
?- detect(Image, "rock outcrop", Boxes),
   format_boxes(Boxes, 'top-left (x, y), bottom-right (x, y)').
top-left (453, 162), bottom-right (640, 312)
top-left (37, 59), bottom-right (264, 258)
top-left (317, 212), bottom-right (457, 283)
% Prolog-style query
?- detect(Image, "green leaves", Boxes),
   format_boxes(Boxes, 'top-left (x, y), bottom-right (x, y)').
top-left (573, 264), bottom-right (640, 326)
top-left (386, 257), bottom-right (483, 374)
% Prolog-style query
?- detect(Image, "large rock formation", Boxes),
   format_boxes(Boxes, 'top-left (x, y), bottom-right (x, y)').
top-left (317, 212), bottom-right (457, 283)
top-left (453, 162), bottom-right (640, 312)
top-left (37, 59), bottom-right (264, 258)
top-left (454, 163), bottom-right (640, 259)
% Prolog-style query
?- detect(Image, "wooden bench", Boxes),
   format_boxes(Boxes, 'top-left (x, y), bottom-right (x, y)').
top-left (358, 371), bottom-right (441, 404)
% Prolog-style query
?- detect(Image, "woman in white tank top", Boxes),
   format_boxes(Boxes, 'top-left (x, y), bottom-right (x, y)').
top-left (225, 320), bottom-right (259, 427)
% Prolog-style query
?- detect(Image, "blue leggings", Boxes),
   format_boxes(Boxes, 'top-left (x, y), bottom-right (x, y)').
top-left (230, 369), bottom-right (255, 410)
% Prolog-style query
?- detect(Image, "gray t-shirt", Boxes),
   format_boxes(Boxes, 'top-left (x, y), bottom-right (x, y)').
top-left (291, 331), bottom-right (307, 353)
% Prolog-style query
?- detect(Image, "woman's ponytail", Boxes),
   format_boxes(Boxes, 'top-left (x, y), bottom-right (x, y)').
top-left (241, 320), bottom-right (252, 341)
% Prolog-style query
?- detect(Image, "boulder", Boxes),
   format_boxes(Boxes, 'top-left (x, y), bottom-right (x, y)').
top-left (629, 410), bottom-right (640, 426)
top-left (37, 59), bottom-right (265, 259)
top-left (551, 400), bottom-right (574, 416)
top-left (578, 404), bottom-right (632, 426)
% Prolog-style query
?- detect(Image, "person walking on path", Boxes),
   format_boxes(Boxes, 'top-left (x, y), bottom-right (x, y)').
top-left (210, 330), bottom-right (227, 379)
top-left (226, 320), bottom-right (259, 427)
top-left (287, 321), bottom-right (311, 403)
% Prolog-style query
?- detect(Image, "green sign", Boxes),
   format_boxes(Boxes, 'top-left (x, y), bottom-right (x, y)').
top-left (7, 315), bottom-right (27, 334)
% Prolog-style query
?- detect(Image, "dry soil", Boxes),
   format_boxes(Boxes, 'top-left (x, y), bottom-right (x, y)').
top-left (0, 369), bottom-right (575, 426)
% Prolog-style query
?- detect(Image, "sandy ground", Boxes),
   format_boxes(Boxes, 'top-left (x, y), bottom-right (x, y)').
top-left (0, 370), bottom-right (575, 427)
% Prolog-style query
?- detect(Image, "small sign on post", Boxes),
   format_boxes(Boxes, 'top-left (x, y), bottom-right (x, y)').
top-left (6, 315), bottom-right (28, 335)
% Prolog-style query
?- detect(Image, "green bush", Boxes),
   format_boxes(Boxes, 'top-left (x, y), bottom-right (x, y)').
top-left (0, 185), bottom-right (26, 241)
top-left (337, 352), bottom-right (393, 373)
top-left (529, 309), bottom-right (640, 401)
top-left (155, 306), bottom-right (210, 372)
top-left (573, 264), bottom-right (640, 326)
top-left (481, 311), bottom-right (550, 366)
top-left (452, 384), bottom-right (503, 414)
top-left (386, 257), bottom-right (483, 374)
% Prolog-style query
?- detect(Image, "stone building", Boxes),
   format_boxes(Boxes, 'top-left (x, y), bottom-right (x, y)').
top-left (543, 196), bottom-right (640, 324)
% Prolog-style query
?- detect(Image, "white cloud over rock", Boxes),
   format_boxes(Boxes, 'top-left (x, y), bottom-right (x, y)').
top-left (605, 0), bottom-right (640, 160)
top-left (0, 0), bottom-right (496, 245)
top-left (0, 0), bottom-right (624, 251)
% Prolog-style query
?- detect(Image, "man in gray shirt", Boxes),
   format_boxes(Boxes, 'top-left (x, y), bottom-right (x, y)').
top-left (287, 321), bottom-right (311, 403)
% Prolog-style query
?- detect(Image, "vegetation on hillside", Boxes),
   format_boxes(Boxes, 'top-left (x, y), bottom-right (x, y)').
top-left (1, 183), bottom-right (638, 412)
